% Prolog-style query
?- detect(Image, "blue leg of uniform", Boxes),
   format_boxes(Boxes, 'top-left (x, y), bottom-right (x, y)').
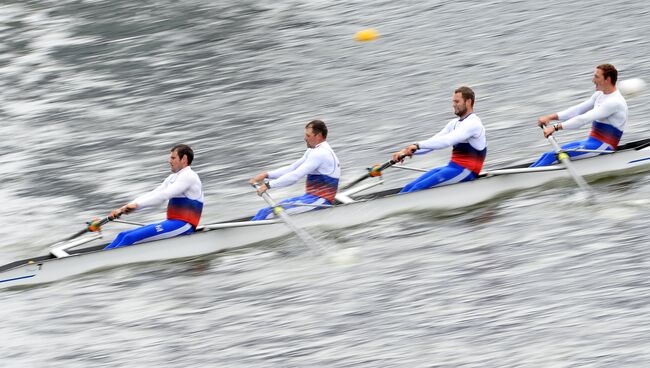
top-left (400, 167), bottom-right (444, 193)
top-left (104, 220), bottom-right (193, 250)
top-left (530, 151), bottom-right (558, 167)
top-left (251, 207), bottom-right (274, 221)
top-left (400, 165), bottom-right (472, 193)
top-left (530, 139), bottom-right (608, 167)
top-left (251, 194), bottom-right (326, 220)
top-left (107, 232), bottom-right (127, 248)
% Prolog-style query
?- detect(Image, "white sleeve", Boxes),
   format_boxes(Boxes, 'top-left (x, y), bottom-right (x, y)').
top-left (268, 150), bottom-right (323, 188)
top-left (431, 122), bottom-right (453, 138)
top-left (411, 122), bottom-right (451, 154)
top-left (267, 151), bottom-right (309, 179)
top-left (418, 120), bottom-right (482, 151)
top-left (133, 173), bottom-right (194, 209)
top-left (556, 93), bottom-right (598, 122)
top-left (559, 97), bottom-right (620, 130)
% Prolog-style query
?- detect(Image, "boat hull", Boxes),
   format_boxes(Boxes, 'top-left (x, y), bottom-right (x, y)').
top-left (2, 141), bottom-right (650, 288)
top-left (0, 222), bottom-right (291, 288)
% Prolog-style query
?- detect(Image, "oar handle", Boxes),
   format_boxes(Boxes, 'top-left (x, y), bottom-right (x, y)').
top-left (251, 183), bottom-right (278, 206)
top-left (251, 182), bottom-right (266, 195)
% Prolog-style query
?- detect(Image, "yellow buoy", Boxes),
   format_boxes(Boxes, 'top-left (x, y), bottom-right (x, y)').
top-left (354, 28), bottom-right (379, 42)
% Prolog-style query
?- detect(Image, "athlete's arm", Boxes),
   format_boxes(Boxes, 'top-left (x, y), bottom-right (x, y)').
top-left (267, 151), bottom-right (309, 179)
top-left (132, 171), bottom-right (196, 208)
top-left (418, 121), bottom-right (482, 150)
top-left (559, 98), bottom-right (621, 130)
top-left (268, 151), bottom-right (323, 188)
top-left (556, 93), bottom-right (598, 122)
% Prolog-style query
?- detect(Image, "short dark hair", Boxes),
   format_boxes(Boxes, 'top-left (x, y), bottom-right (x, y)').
top-left (305, 119), bottom-right (328, 139)
top-left (454, 86), bottom-right (475, 107)
top-left (171, 144), bottom-right (194, 165)
top-left (597, 63), bottom-right (618, 84)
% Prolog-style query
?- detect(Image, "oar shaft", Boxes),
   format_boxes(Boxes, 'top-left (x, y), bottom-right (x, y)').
top-left (258, 191), bottom-right (323, 254)
top-left (479, 166), bottom-right (565, 177)
top-left (341, 175), bottom-right (372, 191)
top-left (375, 153), bottom-right (411, 172)
top-left (341, 154), bottom-right (408, 190)
top-left (201, 219), bottom-right (279, 230)
top-left (113, 219), bottom-right (147, 226)
top-left (282, 202), bottom-right (333, 208)
top-left (545, 131), bottom-right (593, 193)
top-left (565, 148), bottom-right (614, 154)
top-left (251, 183), bottom-right (325, 254)
top-left (391, 165), bottom-right (428, 173)
top-left (64, 228), bottom-right (91, 242)
top-left (62, 212), bottom-right (121, 242)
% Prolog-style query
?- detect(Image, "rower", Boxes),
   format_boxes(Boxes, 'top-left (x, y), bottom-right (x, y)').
top-left (391, 86), bottom-right (487, 193)
top-left (249, 120), bottom-right (341, 220)
top-left (531, 63), bottom-right (628, 167)
top-left (103, 144), bottom-right (204, 250)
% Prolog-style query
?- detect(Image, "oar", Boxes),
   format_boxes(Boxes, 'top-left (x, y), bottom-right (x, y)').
top-left (479, 165), bottom-right (565, 177)
top-left (253, 185), bottom-right (324, 254)
top-left (543, 127), bottom-right (593, 194)
top-left (282, 202), bottom-right (333, 208)
top-left (201, 219), bottom-right (279, 230)
top-left (61, 211), bottom-right (122, 242)
top-left (113, 219), bottom-right (146, 226)
top-left (391, 165), bottom-right (428, 173)
top-left (564, 148), bottom-right (614, 154)
top-left (341, 153), bottom-right (409, 190)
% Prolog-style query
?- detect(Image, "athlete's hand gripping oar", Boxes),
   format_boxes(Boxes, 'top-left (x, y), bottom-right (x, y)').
top-left (541, 125), bottom-right (593, 195)
top-left (252, 184), bottom-right (324, 255)
top-left (341, 153), bottom-right (411, 191)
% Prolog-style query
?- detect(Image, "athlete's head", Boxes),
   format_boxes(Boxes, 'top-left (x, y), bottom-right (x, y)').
top-left (170, 144), bottom-right (194, 172)
top-left (594, 64), bottom-right (619, 93)
top-left (596, 64), bottom-right (618, 84)
top-left (453, 86), bottom-right (475, 118)
top-left (305, 120), bottom-right (327, 148)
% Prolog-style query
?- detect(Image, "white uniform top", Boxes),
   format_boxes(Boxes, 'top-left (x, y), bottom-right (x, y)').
top-left (557, 90), bottom-right (628, 131)
top-left (132, 166), bottom-right (204, 209)
top-left (417, 113), bottom-right (487, 151)
top-left (268, 141), bottom-right (341, 188)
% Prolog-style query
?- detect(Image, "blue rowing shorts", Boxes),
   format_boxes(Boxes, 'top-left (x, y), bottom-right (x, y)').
top-left (103, 219), bottom-right (194, 250)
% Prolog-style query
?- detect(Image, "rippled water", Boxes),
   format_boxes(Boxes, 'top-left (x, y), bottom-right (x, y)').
top-left (2, 0), bottom-right (650, 367)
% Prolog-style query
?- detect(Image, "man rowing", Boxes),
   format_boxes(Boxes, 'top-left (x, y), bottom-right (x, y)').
top-left (249, 119), bottom-right (341, 220)
top-left (530, 63), bottom-right (628, 167)
top-left (391, 86), bottom-right (487, 193)
top-left (104, 144), bottom-right (204, 249)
